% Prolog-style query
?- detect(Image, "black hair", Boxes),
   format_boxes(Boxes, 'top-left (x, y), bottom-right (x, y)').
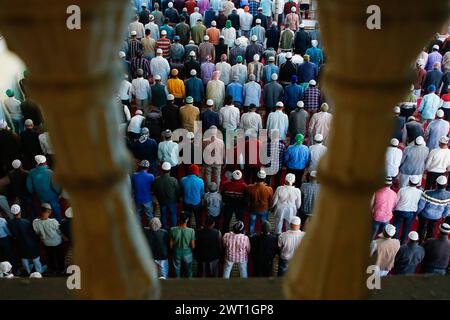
top-left (224, 95), bottom-right (233, 105)
top-left (145, 29), bottom-right (151, 35)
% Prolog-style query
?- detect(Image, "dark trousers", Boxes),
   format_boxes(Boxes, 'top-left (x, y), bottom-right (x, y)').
top-left (425, 171), bottom-right (442, 190)
top-left (418, 215), bottom-right (438, 242)
top-left (269, 170), bottom-right (283, 189)
top-left (298, 212), bottom-right (310, 231)
top-left (244, 166), bottom-right (260, 184)
top-left (0, 237), bottom-right (16, 271)
top-left (44, 244), bottom-right (65, 273)
top-left (393, 210), bottom-right (415, 244)
top-left (222, 204), bottom-right (244, 234)
top-left (287, 168), bottom-right (305, 188)
top-left (184, 203), bottom-right (202, 229)
top-left (197, 259), bottom-right (220, 277)
top-left (252, 259), bottom-right (274, 277)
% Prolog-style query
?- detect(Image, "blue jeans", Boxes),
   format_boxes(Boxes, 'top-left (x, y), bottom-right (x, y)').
top-left (173, 251), bottom-right (193, 278)
top-left (393, 210), bottom-right (415, 243)
top-left (222, 204), bottom-right (244, 234)
top-left (136, 201), bottom-right (154, 222)
top-left (249, 211), bottom-right (269, 236)
top-left (160, 202), bottom-right (177, 228)
top-left (22, 257), bottom-right (46, 274)
top-left (154, 259), bottom-right (169, 278)
top-left (278, 258), bottom-right (289, 277)
top-left (372, 220), bottom-right (388, 239)
top-left (12, 118), bottom-right (23, 135)
top-left (424, 267), bottom-right (447, 275)
top-left (223, 260), bottom-right (248, 278)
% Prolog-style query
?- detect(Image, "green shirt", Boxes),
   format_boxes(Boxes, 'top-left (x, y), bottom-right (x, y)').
top-left (170, 226), bottom-right (195, 255)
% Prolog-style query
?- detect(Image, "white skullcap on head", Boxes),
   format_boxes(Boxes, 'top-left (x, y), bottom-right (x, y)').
top-left (384, 224), bottom-right (396, 237)
top-left (309, 79), bottom-right (317, 86)
top-left (271, 73), bottom-right (278, 81)
top-left (436, 175), bottom-right (447, 185)
top-left (12, 159), bottom-right (21, 169)
top-left (248, 74), bottom-right (256, 81)
top-left (30, 272), bottom-right (42, 278)
top-left (415, 136), bottom-right (425, 145)
top-left (408, 231), bottom-right (419, 241)
top-left (256, 19), bottom-right (261, 24)
top-left (119, 51), bottom-right (126, 58)
top-left (433, 44), bottom-right (440, 50)
top-left (235, 38), bottom-right (241, 45)
top-left (189, 50), bottom-right (196, 56)
top-left (299, 23), bottom-right (305, 28)
top-left (253, 54), bottom-right (260, 61)
top-left (257, 170), bottom-right (267, 179)
top-left (0, 261), bottom-right (12, 274)
top-left (135, 110), bottom-right (143, 115)
top-left (290, 216), bottom-right (301, 225)
top-left (390, 138), bottom-right (399, 147)
top-left (311, 39), bottom-right (318, 47)
top-left (310, 171), bottom-right (317, 178)
top-left (161, 30), bottom-right (167, 36)
top-left (268, 56), bottom-right (275, 62)
top-left (211, 20), bottom-right (217, 26)
top-left (65, 207), bottom-right (73, 218)
top-left (204, 35), bottom-right (209, 40)
top-left (190, 69), bottom-right (197, 76)
top-left (156, 48), bottom-right (163, 54)
top-left (167, 94), bottom-right (175, 100)
top-left (0, 120), bottom-right (8, 129)
top-left (285, 173), bottom-right (296, 185)
top-left (131, 30), bottom-right (137, 36)
top-left (251, 35), bottom-right (257, 42)
top-left (154, 74), bottom-right (161, 80)
top-left (162, 162), bottom-right (171, 171)
top-left (206, 99), bottom-right (214, 106)
top-left (297, 101), bottom-right (305, 108)
top-left (314, 134), bottom-right (324, 142)
top-left (439, 136), bottom-right (449, 144)
top-left (10, 204), bottom-right (21, 215)
top-left (35, 155), bottom-right (47, 165)
top-left (409, 176), bottom-right (421, 185)
top-left (232, 170), bottom-right (242, 180)
top-left (393, 106), bottom-right (401, 114)
top-left (168, 1), bottom-right (173, 7)
top-left (286, 52), bottom-right (292, 59)
top-left (187, 132), bottom-right (195, 139)
top-left (291, 6), bottom-right (296, 12)
top-left (24, 119), bottom-right (33, 126)
top-left (276, 101), bottom-right (284, 108)
top-left (436, 109), bottom-right (444, 118)
top-left (439, 223), bottom-right (450, 234)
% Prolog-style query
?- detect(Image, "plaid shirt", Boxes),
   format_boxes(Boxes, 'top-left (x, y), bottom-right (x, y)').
top-left (223, 232), bottom-right (251, 263)
top-left (266, 141), bottom-right (286, 175)
top-left (249, 0), bottom-right (260, 16)
top-left (300, 182), bottom-right (320, 216)
top-left (303, 87), bottom-right (321, 111)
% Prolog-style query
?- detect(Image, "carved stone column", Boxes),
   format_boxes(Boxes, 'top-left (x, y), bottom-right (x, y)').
top-left (284, 0), bottom-right (449, 299)
top-left (0, 1), bottom-right (160, 299)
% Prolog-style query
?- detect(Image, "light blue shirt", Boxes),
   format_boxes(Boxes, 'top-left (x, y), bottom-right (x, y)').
top-left (244, 81), bottom-right (261, 107)
top-left (0, 218), bottom-right (11, 238)
top-left (419, 93), bottom-right (441, 120)
top-left (158, 141), bottom-right (179, 166)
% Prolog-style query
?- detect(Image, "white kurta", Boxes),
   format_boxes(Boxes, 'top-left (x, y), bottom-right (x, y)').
top-left (272, 185), bottom-right (302, 234)
top-left (150, 56), bottom-right (170, 84)
top-left (267, 110), bottom-right (289, 140)
top-left (206, 80), bottom-right (226, 110)
top-left (215, 62), bottom-right (232, 86)
top-left (309, 111), bottom-right (333, 145)
top-left (385, 146), bottom-right (403, 177)
top-left (309, 143), bottom-right (327, 172)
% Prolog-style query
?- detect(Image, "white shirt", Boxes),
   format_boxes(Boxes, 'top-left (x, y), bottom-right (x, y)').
top-left (240, 111), bottom-right (262, 132)
top-left (127, 114), bottom-right (145, 134)
top-left (385, 146), bottom-right (403, 177)
top-left (128, 21), bottom-right (146, 38)
top-left (32, 218), bottom-right (62, 247)
top-left (219, 104), bottom-right (241, 130)
top-left (3, 97), bottom-right (22, 120)
top-left (158, 140), bottom-right (179, 166)
top-left (278, 230), bottom-right (305, 260)
top-left (39, 132), bottom-right (54, 155)
top-left (267, 110), bottom-right (289, 141)
top-left (150, 56), bottom-right (171, 84)
top-left (215, 61), bottom-right (232, 85)
top-left (190, 12), bottom-right (203, 28)
top-left (394, 186), bottom-right (423, 212)
top-left (131, 78), bottom-right (151, 100)
top-left (309, 143), bottom-right (327, 172)
top-left (309, 112), bottom-right (333, 144)
top-left (425, 147), bottom-right (450, 173)
top-left (221, 27), bottom-right (236, 48)
top-left (239, 12), bottom-right (253, 31)
top-left (118, 80), bottom-right (132, 101)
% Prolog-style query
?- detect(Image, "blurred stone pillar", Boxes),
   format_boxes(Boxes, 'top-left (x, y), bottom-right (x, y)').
top-left (284, 0), bottom-right (449, 299)
top-left (0, 1), bottom-right (160, 299)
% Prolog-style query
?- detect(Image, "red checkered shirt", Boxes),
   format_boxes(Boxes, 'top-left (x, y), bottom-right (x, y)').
top-left (223, 232), bottom-right (251, 263)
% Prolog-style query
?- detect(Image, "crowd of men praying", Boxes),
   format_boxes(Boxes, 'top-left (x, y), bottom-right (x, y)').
top-left (0, 0), bottom-right (448, 279)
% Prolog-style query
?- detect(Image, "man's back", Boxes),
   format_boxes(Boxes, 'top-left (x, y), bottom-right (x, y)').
top-left (394, 243), bottom-right (425, 274)
top-left (423, 236), bottom-right (450, 270)
top-left (196, 228), bottom-right (222, 262)
top-left (374, 237), bottom-right (401, 271)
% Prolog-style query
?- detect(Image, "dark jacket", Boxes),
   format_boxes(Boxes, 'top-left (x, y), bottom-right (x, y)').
top-left (195, 227), bottom-right (222, 262)
top-left (294, 29), bottom-right (311, 56)
top-left (8, 218), bottom-right (40, 259)
top-left (394, 242), bottom-right (425, 274)
top-left (144, 228), bottom-right (169, 260)
top-left (162, 103), bottom-right (181, 131)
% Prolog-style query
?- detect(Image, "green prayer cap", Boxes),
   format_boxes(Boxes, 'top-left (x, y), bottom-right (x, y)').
top-left (237, 55), bottom-right (243, 63)
top-left (295, 133), bottom-right (304, 144)
top-left (5, 89), bottom-right (14, 97)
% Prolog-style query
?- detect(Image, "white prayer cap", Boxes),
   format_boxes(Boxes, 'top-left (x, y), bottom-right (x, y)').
top-left (439, 223), bottom-right (450, 234)
top-left (393, 106), bottom-right (400, 114)
top-left (156, 48), bottom-right (163, 54)
top-left (131, 30), bottom-right (137, 36)
top-left (119, 51), bottom-right (126, 58)
top-left (257, 170), bottom-right (267, 179)
top-left (10, 204), bottom-right (21, 215)
top-left (168, 1), bottom-right (173, 7)
top-left (409, 176), bottom-right (421, 185)
top-left (384, 224), bottom-right (396, 237)
top-left (408, 231), bottom-right (419, 241)
top-left (291, 6), bottom-right (296, 12)
top-left (285, 173), bottom-right (296, 185)
top-left (251, 35), bottom-right (257, 42)
top-left (290, 216), bottom-right (301, 225)
top-left (311, 39), bottom-right (318, 47)
top-left (211, 20), bottom-right (217, 26)
top-left (415, 136), bottom-right (425, 145)
top-left (24, 119), bottom-right (33, 126)
top-left (253, 54), bottom-right (260, 61)
top-left (0, 261), bottom-right (12, 274)
top-left (167, 94), bottom-right (175, 100)
top-left (11, 159), bottom-right (21, 169)
top-left (0, 120), bottom-right (7, 129)
top-left (206, 99), bottom-right (214, 106)
top-left (186, 96), bottom-right (194, 103)
top-left (41, 203), bottom-right (52, 210)
top-left (299, 23), bottom-right (305, 28)
top-left (65, 207), bottom-right (73, 218)
top-left (276, 101), bottom-right (284, 108)
top-left (268, 56), bottom-right (275, 62)
top-left (154, 74), bottom-right (161, 80)
top-left (190, 69), bottom-right (197, 76)
top-left (286, 52), bottom-right (292, 59)
top-left (433, 44), bottom-right (440, 50)
top-left (30, 272), bottom-right (42, 278)
top-left (271, 73), bottom-right (278, 81)
top-left (390, 138), bottom-right (399, 147)
top-left (204, 35), bottom-right (209, 41)
top-left (233, 75), bottom-right (239, 81)
top-left (187, 132), bottom-right (195, 140)
top-left (249, 74), bottom-right (256, 81)
top-left (141, 2), bottom-right (147, 7)
top-left (309, 79), bottom-right (317, 86)
top-left (232, 170), bottom-right (242, 180)
top-left (297, 101), bottom-right (305, 108)
top-left (436, 175), bottom-right (447, 186)
top-left (135, 109), bottom-right (143, 115)
top-left (439, 136), bottom-right (449, 144)
top-left (35, 155), bottom-right (47, 165)
top-left (162, 162), bottom-right (172, 171)
top-left (256, 19), bottom-right (261, 24)
top-left (436, 109), bottom-right (444, 118)
top-left (235, 38), bottom-right (241, 45)
top-left (189, 50), bottom-right (196, 57)
top-left (161, 30), bottom-right (167, 35)
top-left (310, 171), bottom-right (317, 178)
top-left (416, 58), bottom-right (425, 67)
top-left (385, 176), bottom-right (393, 185)
top-left (314, 134), bottom-right (324, 142)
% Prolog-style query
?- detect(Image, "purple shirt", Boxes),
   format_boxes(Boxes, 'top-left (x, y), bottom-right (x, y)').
top-left (201, 62), bottom-right (216, 85)
top-left (197, 0), bottom-right (210, 14)
top-left (426, 51), bottom-right (443, 71)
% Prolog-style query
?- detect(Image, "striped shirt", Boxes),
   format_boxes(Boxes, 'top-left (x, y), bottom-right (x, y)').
top-left (156, 38), bottom-right (171, 59)
top-left (130, 57), bottom-right (151, 79)
top-left (128, 39), bottom-right (143, 61)
top-left (223, 232), bottom-right (251, 263)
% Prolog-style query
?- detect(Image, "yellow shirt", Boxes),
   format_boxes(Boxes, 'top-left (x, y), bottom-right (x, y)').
top-left (179, 104), bottom-right (200, 132)
top-left (167, 78), bottom-right (186, 98)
